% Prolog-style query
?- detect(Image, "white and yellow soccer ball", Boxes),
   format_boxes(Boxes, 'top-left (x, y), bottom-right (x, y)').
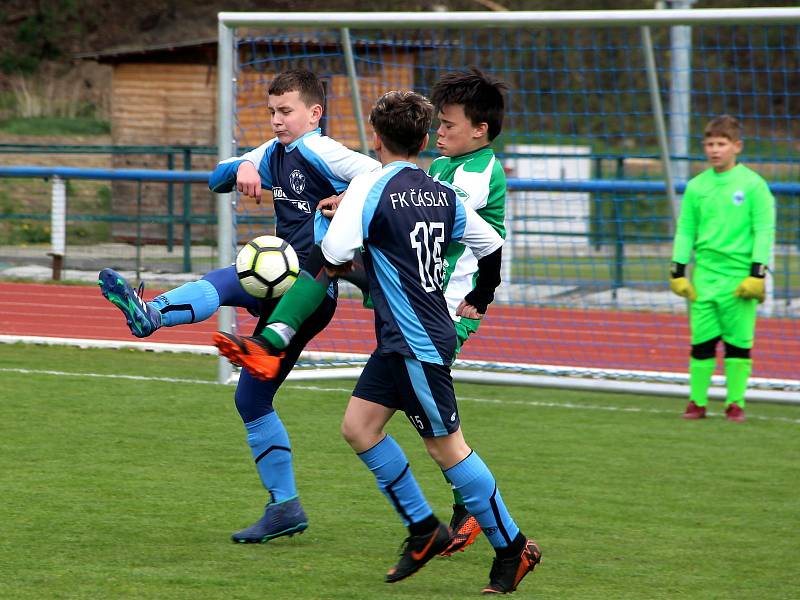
top-left (235, 235), bottom-right (300, 299)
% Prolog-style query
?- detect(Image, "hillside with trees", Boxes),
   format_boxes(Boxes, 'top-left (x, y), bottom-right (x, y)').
top-left (0, 0), bottom-right (797, 130)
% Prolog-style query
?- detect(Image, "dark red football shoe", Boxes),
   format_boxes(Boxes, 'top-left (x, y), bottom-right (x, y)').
top-left (725, 403), bottom-right (746, 422)
top-left (681, 401), bottom-right (706, 420)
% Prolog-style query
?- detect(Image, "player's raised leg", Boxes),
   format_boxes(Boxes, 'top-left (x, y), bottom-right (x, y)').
top-left (98, 268), bottom-right (163, 338)
top-left (99, 265), bottom-right (259, 338)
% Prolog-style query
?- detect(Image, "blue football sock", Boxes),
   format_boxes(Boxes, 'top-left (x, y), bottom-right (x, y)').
top-left (358, 435), bottom-right (432, 526)
top-left (150, 279), bottom-right (220, 326)
top-left (444, 451), bottom-right (520, 549)
top-left (244, 411), bottom-right (297, 503)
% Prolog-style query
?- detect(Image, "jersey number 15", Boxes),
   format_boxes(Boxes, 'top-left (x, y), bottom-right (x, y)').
top-left (410, 221), bottom-right (445, 292)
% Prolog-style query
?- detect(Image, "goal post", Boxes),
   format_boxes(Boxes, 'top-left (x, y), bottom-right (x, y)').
top-left (215, 8), bottom-right (800, 400)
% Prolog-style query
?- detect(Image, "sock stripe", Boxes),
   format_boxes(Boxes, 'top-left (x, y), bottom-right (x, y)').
top-left (488, 485), bottom-right (513, 545)
top-left (255, 445), bottom-right (291, 464)
top-left (159, 303), bottom-right (196, 322)
top-left (385, 463), bottom-right (413, 523)
top-left (388, 462), bottom-right (411, 488)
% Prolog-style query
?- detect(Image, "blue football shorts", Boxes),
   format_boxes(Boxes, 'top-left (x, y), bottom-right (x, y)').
top-left (353, 352), bottom-right (460, 438)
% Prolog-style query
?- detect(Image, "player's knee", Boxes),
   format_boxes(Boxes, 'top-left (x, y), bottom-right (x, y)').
top-left (341, 413), bottom-right (386, 453)
top-left (234, 387), bottom-right (273, 423)
top-left (724, 342), bottom-right (751, 359)
top-left (424, 435), bottom-right (471, 470)
top-left (691, 336), bottom-right (720, 360)
top-left (340, 415), bottom-right (362, 450)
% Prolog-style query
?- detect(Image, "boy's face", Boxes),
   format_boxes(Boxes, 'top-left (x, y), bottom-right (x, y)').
top-left (435, 104), bottom-right (488, 157)
top-left (268, 90), bottom-right (322, 145)
top-left (703, 135), bottom-right (742, 173)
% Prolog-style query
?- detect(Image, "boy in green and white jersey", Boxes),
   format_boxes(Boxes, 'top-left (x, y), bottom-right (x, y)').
top-left (670, 115), bottom-right (775, 423)
top-left (429, 68), bottom-right (508, 355)
top-left (428, 67), bottom-right (510, 555)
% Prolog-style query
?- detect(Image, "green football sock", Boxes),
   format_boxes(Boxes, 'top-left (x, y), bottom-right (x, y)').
top-left (441, 471), bottom-right (465, 506)
top-left (724, 357), bottom-right (752, 408)
top-left (689, 357), bottom-right (716, 407)
top-left (259, 271), bottom-right (329, 350)
top-left (362, 291), bottom-right (373, 309)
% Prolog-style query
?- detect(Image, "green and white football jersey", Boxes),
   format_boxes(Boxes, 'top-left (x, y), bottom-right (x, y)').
top-left (428, 146), bottom-right (507, 320)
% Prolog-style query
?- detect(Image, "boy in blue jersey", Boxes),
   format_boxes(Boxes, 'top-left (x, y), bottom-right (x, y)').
top-left (98, 69), bottom-right (380, 543)
top-left (216, 90), bottom-right (541, 594)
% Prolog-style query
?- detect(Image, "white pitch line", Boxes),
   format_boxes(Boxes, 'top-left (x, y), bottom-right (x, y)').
top-left (0, 367), bottom-right (220, 386)
top-left (286, 384), bottom-right (800, 425)
top-left (2, 368), bottom-right (799, 425)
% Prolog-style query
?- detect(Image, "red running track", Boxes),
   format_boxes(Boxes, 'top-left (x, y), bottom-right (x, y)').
top-left (1, 282), bottom-right (798, 380)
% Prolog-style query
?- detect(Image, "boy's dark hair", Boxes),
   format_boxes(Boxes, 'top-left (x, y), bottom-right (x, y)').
top-left (268, 69), bottom-right (325, 108)
top-left (430, 67), bottom-right (508, 141)
top-left (704, 114), bottom-right (742, 142)
top-left (369, 90), bottom-right (433, 157)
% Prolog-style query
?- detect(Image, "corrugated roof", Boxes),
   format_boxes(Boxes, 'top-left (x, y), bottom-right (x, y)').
top-left (76, 33), bottom-right (452, 62)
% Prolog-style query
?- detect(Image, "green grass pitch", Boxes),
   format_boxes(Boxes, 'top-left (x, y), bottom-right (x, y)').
top-left (1, 344), bottom-right (798, 599)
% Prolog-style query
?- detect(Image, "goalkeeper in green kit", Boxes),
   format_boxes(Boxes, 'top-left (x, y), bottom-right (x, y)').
top-left (670, 115), bottom-right (775, 423)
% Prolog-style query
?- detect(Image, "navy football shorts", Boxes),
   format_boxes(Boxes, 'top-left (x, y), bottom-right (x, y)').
top-left (353, 352), bottom-right (460, 438)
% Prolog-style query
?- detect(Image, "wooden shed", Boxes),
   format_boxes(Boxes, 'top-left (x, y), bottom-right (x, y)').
top-left (81, 37), bottom-right (418, 246)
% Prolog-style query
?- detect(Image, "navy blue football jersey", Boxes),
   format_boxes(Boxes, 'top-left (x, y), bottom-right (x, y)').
top-left (321, 161), bottom-right (503, 365)
top-left (209, 128), bottom-right (379, 267)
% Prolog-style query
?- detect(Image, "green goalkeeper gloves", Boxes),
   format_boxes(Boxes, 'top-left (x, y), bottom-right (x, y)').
top-left (734, 263), bottom-right (767, 303)
top-left (669, 262), bottom-right (696, 301)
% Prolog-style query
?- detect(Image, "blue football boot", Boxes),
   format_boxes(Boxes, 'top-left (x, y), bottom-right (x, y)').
top-left (98, 268), bottom-right (162, 338)
top-left (231, 497), bottom-right (308, 543)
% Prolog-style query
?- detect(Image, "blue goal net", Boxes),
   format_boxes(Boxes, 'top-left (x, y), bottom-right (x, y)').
top-left (226, 14), bottom-right (800, 394)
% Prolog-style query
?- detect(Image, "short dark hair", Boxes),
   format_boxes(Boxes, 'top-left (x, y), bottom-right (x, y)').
top-left (431, 67), bottom-right (508, 141)
top-left (369, 90), bottom-right (433, 157)
top-left (704, 114), bottom-right (742, 142)
top-left (268, 69), bottom-right (325, 108)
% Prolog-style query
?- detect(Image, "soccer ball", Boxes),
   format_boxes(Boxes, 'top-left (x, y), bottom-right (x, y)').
top-left (235, 235), bottom-right (300, 299)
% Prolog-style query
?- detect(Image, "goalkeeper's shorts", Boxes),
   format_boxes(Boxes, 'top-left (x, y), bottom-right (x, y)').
top-left (690, 268), bottom-right (758, 349)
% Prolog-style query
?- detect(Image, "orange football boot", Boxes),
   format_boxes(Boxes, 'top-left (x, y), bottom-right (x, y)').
top-left (213, 331), bottom-right (284, 380)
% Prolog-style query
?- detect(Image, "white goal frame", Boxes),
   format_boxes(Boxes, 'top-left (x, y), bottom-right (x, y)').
top-left (215, 8), bottom-right (800, 402)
